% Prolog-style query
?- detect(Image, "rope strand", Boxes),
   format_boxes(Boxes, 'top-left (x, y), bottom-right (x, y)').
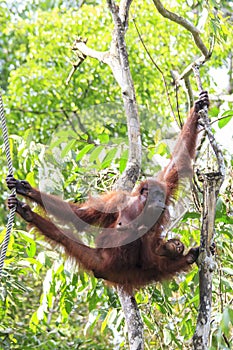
top-left (0, 93), bottom-right (16, 279)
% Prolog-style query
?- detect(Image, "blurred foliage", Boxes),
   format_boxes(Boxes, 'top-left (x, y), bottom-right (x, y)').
top-left (0, 0), bottom-right (233, 349)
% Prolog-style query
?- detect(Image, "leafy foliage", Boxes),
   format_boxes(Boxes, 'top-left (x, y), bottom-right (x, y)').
top-left (0, 0), bottom-right (233, 348)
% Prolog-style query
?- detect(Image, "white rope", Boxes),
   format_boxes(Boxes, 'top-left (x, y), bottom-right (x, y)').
top-left (0, 93), bottom-right (16, 279)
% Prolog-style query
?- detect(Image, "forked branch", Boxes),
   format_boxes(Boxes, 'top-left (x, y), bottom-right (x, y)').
top-left (152, 0), bottom-right (209, 57)
top-left (152, 0), bottom-right (213, 89)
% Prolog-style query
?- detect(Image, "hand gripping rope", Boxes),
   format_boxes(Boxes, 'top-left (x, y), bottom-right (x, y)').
top-left (0, 93), bottom-right (16, 279)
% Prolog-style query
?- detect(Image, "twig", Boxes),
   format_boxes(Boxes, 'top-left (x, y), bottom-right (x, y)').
top-left (78, 0), bottom-right (87, 8)
top-left (184, 76), bottom-right (194, 108)
top-left (132, 19), bottom-right (178, 126)
top-left (174, 81), bottom-right (182, 127)
top-left (152, 1), bottom-right (214, 88)
top-left (177, 36), bottom-right (214, 85)
top-left (177, 55), bottom-right (208, 81)
top-left (152, 0), bottom-right (209, 57)
top-left (73, 111), bottom-right (93, 143)
top-left (61, 109), bottom-right (79, 134)
top-left (66, 64), bottom-right (78, 85)
top-left (66, 39), bottom-right (87, 85)
top-left (72, 38), bottom-right (107, 62)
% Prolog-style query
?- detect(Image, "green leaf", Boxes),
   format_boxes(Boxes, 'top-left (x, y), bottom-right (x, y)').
top-left (218, 114), bottom-right (233, 129)
top-left (182, 212), bottom-right (201, 220)
top-left (119, 149), bottom-right (128, 173)
top-left (142, 314), bottom-right (154, 328)
top-left (76, 143), bottom-right (95, 161)
top-left (101, 309), bottom-right (117, 332)
top-left (64, 299), bottom-right (73, 314)
top-left (221, 110), bottom-right (233, 117)
top-left (89, 145), bottom-right (104, 162)
top-left (101, 147), bottom-right (117, 168)
top-left (26, 242), bottom-right (37, 258)
top-left (61, 139), bottom-right (76, 158)
top-left (98, 133), bottom-right (109, 143)
top-left (29, 311), bottom-right (39, 332)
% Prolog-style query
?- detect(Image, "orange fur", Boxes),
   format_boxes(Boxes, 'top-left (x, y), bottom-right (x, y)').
top-left (7, 92), bottom-right (209, 291)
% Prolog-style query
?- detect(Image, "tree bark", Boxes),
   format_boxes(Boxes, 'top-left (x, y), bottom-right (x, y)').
top-left (192, 173), bottom-right (221, 349)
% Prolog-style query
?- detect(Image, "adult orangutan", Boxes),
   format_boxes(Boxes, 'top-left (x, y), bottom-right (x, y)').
top-left (7, 91), bottom-right (209, 291)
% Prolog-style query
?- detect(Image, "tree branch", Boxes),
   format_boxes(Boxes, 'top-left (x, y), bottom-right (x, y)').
top-left (72, 5), bottom-right (141, 192)
top-left (117, 288), bottom-right (144, 350)
top-left (151, 0), bottom-right (214, 97)
top-left (184, 76), bottom-right (194, 108)
top-left (71, 1), bottom-right (144, 348)
top-left (193, 172), bottom-right (221, 350)
top-left (152, 0), bottom-right (209, 57)
top-left (106, 2), bottom-right (144, 349)
top-left (192, 66), bottom-right (225, 350)
top-left (118, 0), bottom-right (133, 28)
top-left (193, 65), bottom-right (225, 180)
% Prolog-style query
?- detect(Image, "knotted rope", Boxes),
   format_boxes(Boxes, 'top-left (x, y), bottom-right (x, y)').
top-left (0, 93), bottom-right (16, 279)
